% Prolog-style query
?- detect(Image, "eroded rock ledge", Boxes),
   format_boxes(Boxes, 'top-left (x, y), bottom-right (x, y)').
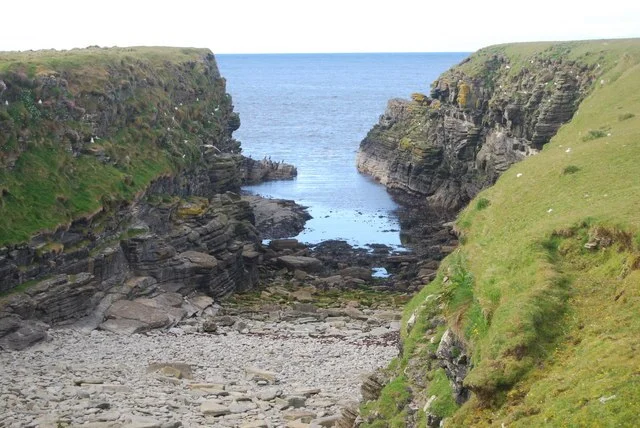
top-left (357, 50), bottom-right (598, 214)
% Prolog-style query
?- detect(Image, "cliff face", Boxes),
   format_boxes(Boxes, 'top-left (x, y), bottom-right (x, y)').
top-left (358, 39), bottom-right (640, 427)
top-left (357, 43), bottom-right (597, 213)
top-left (0, 47), bottom-right (264, 349)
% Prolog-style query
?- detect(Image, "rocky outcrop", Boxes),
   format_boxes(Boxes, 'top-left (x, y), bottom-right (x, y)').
top-left (241, 157), bottom-right (297, 184)
top-left (0, 47), bottom-right (274, 350)
top-left (242, 195), bottom-right (311, 239)
top-left (357, 47), bottom-right (598, 213)
top-left (436, 329), bottom-right (470, 405)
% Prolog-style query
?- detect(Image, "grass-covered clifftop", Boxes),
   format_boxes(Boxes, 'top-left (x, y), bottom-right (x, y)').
top-left (361, 39), bottom-right (640, 426)
top-left (0, 46), bottom-right (240, 246)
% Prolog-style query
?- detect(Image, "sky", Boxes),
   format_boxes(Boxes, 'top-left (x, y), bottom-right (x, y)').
top-left (2, 0), bottom-right (639, 54)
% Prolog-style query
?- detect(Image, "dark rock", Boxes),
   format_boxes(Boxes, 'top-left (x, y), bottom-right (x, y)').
top-left (361, 370), bottom-right (387, 402)
top-left (357, 58), bottom-right (595, 215)
top-left (436, 329), bottom-right (471, 404)
top-left (241, 157), bottom-right (297, 184)
top-left (0, 316), bottom-right (49, 350)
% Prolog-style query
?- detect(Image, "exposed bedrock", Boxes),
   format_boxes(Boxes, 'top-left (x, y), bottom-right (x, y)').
top-left (0, 47), bottom-right (302, 350)
top-left (357, 53), bottom-right (597, 214)
top-left (241, 156), bottom-right (298, 184)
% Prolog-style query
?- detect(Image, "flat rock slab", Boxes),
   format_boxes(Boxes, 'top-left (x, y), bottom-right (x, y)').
top-left (277, 256), bottom-right (323, 273)
top-left (104, 300), bottom-right (172, 332)
top-left (200, 400), bottom-right (231, 416)
top-left (245, 366), bottom-right (278, 383)
top-left (178, 251), bottom-right (218, 269)
top-left (147, 362), bottom-right (193, 379)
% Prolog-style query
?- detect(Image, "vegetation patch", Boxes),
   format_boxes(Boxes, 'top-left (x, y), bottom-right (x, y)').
top-left (562, 164), bottom-right (581, 175)
top-left (582, 129), bottom-right (607, 141)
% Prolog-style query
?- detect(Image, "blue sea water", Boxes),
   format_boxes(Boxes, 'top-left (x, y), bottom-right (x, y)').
top-left (216, 53), bottom-right (468, 248)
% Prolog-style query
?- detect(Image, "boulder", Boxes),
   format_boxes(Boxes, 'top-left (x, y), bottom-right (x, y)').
top-left (0, 316), bottom-right (49, 350)
top-left (101, 300), bottom-right (173, 334)
top-left (269, 239), bottom-right (302, 251)
top-left (277, 256), bottom-right (323, 273)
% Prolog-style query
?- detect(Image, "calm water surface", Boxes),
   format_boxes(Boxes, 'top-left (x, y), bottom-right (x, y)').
top-left (217, 53), bottom-right (468, 247)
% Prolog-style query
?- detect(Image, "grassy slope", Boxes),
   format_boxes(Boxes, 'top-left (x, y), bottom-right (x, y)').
top-left (363, 39), bottom-right (640, 427)
top-left (0, 47), bottom-right (232, 245)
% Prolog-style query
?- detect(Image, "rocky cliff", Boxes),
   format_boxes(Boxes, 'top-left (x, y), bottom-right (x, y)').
top-left (358, 39), bottom-right (640, 427)
top-left (357, 43), bottom-right (598, 213)
top-left (0, 47), bottom-right (268, 349)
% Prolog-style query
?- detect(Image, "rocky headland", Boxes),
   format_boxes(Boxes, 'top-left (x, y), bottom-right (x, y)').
top-left (354, 39), bottom-right (640, 426)
top-left (357, 45), bottom-right (597, 213)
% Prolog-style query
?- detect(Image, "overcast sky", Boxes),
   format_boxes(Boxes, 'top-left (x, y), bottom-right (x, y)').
top-left (2, 0), bottom-right (639, 53)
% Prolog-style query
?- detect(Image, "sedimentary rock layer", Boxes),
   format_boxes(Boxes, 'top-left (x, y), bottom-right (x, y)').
top-left (357, 46), bottom-right (597, 213)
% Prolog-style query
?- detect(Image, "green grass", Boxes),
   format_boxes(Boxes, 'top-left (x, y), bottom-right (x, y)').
top-left (445, 39), bottom-right (640, 424)
top-left (0, 46), bottom-right (236, 246)
top-left (0, 46), bottom-right (212, 74)
top-left (361, 376), bottom-right (412, 427)
top-left (365, 38), bottom-right (640, 426)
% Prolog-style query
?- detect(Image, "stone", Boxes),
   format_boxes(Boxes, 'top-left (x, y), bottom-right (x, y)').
top-left (361, 371), bottom-right (386, 401)
top-left (294, 388), bottom-right (321, 397)
top-left (215, 315), bottom-right (236, 327)
top-left (240, 421), bottom-right (269, 428)
top-left (283, 409), bottom-right (317, 422)
top-left (126, 416), bottom-right (163, 428)
top-left (286, 422), bottom-right (310, 428)
top-left (343, 307), bottom-right (368, 321)
top-left (257, 388), bottom-right (281, 401)
top-left (102, 300), bottom-right (172, 333)
top-left (436, 329), bottom-right (470, 404)
top-left (293, 269), bottom-right (308, 280)
top-left (202, 317), bottom-right (218, 333)
top-left (337, 267), bottom-right (371, 281)
top-left (312, 415), bottom-right (341, 426)
top-left (200, 400), bottom-right (231, 416)
top-left (229, 400), bottom-right (258, 413)
top-left (147, 362), bottom-right (193, 379)
top-left (277, 256), bottom-right (323, 273)
top-left (291, 289), bottom-right (314, 302)
top-left (268, 239), bottom-right (302, 251)
top-left (245, 366), bottom-right (277, 383)
top-left (286, 395), bottom-right (307, 408)
top-left (0, 317), bottom-right (49, 351)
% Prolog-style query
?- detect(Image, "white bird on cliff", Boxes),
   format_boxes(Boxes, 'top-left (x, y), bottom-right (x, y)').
top-left (38, 99), bottom-right (42, 105)
top-left (4, 100), bottom-right (8, 106)
top-left (547, 208), bottom-right (553, 213)
top-left (516, 173), bottom-right (523, 178)
top-left (90, 137), bottom-right (94, 143)
top-left (174, 106), bottom-right (178, 110)
top-left (182, 154), bottom-right (186, 158)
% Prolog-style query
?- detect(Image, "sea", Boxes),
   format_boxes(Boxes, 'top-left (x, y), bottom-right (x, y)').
top-left (216, 53), bottom-right (468, 248)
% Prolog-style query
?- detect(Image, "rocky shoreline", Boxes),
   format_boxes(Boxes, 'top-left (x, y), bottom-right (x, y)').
top-left (0, 295), bottom-right (400, 428)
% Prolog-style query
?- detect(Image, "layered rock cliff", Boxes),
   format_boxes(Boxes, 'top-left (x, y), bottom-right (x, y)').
top-left (0, 47), bottom-right (267, 349)
top-left (357, 43), bottom-right (598, 213)
top-left (358, 39), bottom-right (640, 427)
